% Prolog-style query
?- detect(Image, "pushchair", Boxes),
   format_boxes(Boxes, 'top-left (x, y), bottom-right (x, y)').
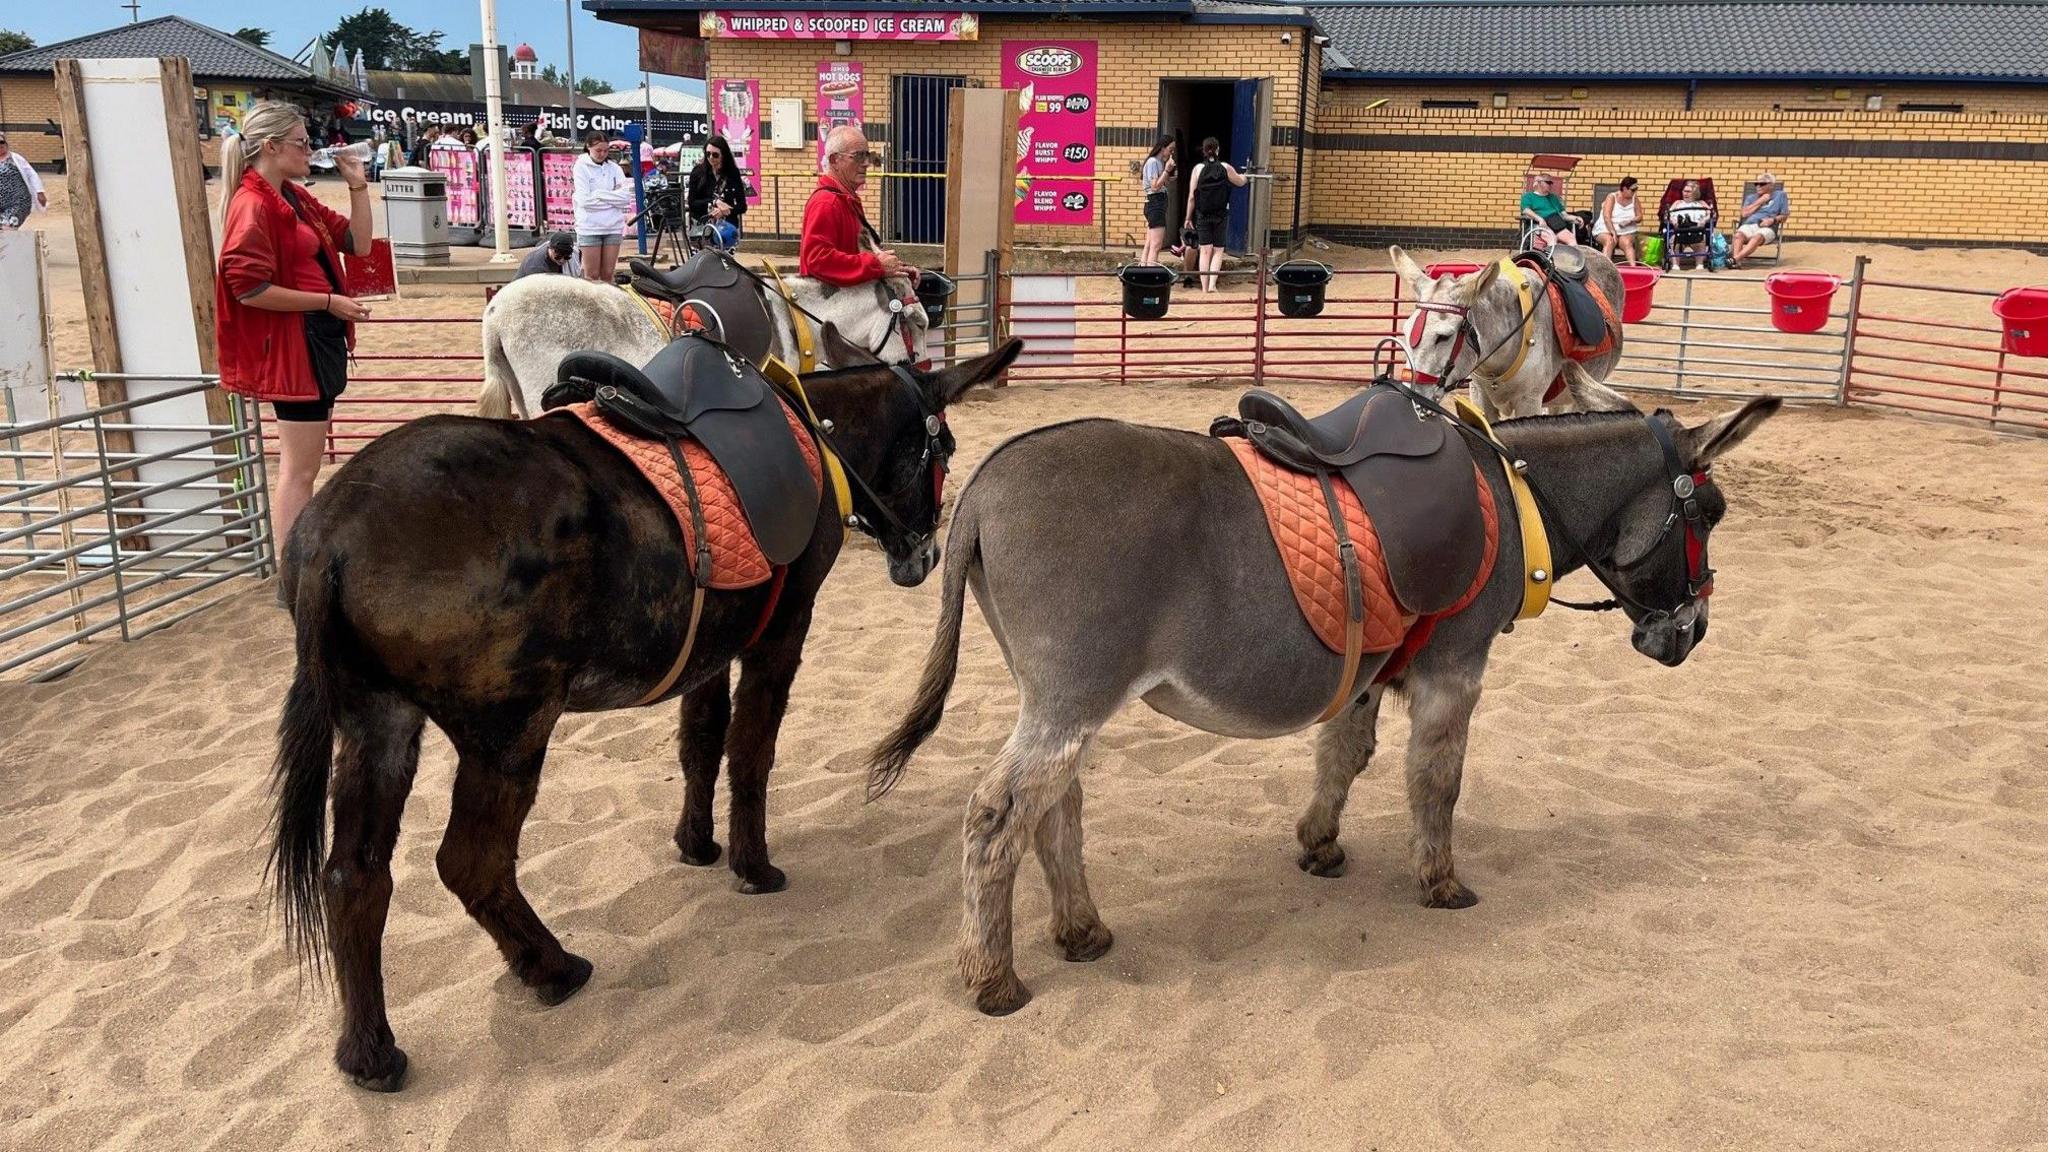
top-left (1658, 178), bottom-right (1719, 272)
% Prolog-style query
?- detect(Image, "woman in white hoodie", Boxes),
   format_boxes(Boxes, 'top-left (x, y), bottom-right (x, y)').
top-left (572, 131), bottom-right (635, 283)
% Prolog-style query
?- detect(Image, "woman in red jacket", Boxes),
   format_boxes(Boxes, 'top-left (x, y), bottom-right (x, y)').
top-left (214, 101), bottom-right (374, 544)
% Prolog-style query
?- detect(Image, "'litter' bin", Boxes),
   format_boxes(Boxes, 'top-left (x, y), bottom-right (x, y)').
top-left (1273, 260), bottom-right (1333, 318)
top-left (1118, 264), bottom-right (1176, 320)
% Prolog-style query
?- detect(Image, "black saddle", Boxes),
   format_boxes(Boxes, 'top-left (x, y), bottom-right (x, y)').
top-left (1217, 385), bottom-right (1486, 617)
top-left (627, 250), bottom-right (776, 368)
top-left (1521, 249), bottom-right (1607, 348)
top-left (545, 333), bottom-right (818, 569)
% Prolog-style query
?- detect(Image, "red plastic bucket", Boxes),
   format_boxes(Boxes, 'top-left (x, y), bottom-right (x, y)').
top-left (1424, 262), bottom-right (1484, 280)
top-left (1617, 265), bottom-right (1661, 323)
top-left (1992, 287), bottom-right (2048, 357)
top-left (1764, 272), bottom-right (1841, 334)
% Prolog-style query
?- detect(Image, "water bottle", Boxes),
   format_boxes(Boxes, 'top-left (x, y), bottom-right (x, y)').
top-left (310, 141), bottom-right (373, 167)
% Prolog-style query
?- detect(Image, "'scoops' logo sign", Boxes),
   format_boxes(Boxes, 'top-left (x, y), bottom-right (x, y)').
top-left (1015, 46), bottom-right (1082, 77)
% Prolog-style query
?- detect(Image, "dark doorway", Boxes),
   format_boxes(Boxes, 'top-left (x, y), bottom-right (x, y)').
top-left (890, 73), bottom-right (964, 244)
top-left (1157, 78), bottom-right (1269, 254)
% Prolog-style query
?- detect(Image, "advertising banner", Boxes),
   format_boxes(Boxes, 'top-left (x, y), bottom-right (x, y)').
top-left (357, 101), bottom-right (707, 145)
top-left (816, 61), bottom-right (864, 169)
top-left (1003, 40), bottom-right (1097, 226)
top-left (540, 150), bottom-right (579, 230)
top-left (427, 144), bottom-right (481, 228)
top-left (699, 10), bottom-right (977, 40)
top-left (505, 148), bottom-right (537, 229)
top-left (713, 78), bottom-right (763, 207)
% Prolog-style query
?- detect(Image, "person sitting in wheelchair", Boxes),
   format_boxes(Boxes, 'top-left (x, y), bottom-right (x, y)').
top-left (688, 135), bottom-right (749, 251)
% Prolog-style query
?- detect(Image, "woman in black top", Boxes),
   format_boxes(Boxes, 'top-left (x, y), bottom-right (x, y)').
top-left (1182, 137), bottom-right (1248, 293)
top-left (687, 135), bottom-right (749, 250)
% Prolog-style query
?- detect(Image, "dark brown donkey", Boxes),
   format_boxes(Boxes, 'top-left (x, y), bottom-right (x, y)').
top-left (267, 340), bottom-right (1022, 1091)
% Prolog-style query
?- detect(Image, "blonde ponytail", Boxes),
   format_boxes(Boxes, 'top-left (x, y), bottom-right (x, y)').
top-left (218, 101), bottom-right (306, 235)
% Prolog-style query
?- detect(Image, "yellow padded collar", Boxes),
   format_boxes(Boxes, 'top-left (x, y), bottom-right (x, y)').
top-left (761, 355), bottom-right (852, 537)
top-left (1452, 394), bottom-right (1551, 620)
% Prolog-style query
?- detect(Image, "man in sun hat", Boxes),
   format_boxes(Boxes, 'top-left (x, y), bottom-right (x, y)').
top-left (1730, 171), bottom-right (1789, 267)
top-left (1518, 171), bottom-right (1588, 245)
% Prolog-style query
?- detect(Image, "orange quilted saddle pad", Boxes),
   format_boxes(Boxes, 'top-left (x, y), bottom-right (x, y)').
top-left (563, 399), bottom-right (822, 591)
top-left (1226, 440), bottom-right (1501, 655)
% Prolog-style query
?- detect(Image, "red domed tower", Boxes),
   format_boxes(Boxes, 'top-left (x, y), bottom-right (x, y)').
top-left (511, 43), bottom-right (539, 80)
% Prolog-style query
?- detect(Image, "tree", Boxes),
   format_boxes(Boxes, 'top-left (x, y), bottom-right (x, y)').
top-left (540, 63), bottom-right (561, 86)
top-left (576, 77), bottom-right (615, 97)
top-left (232, 28), bottom-right (271, 50)
top-left (0, 29), bottom-right (35, 57)
top-left (326, 7), bottom-right (464, 73)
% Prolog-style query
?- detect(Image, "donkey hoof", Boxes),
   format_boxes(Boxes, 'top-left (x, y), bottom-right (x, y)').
top-left (535, 953), bottom-right (594, 1007)
top-left (677, 839), bottom-right (722, 866)
top-left (974, 976), bottom-right (1033, 1017)
top-left (1422, 879), bottom-right (1479, 909)
top-left (734, 865), bottom-right (787, 895)
top-left (1298, 843), bottom-right (1347, 878)
top-left (341, 1045), bottom-right (409, 1093)
top-left (1058, 923), bottom-right (1114, 963)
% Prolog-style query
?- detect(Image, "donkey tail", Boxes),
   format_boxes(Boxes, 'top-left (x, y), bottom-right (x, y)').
top-left (266, 555), bottom-right (344, 976)
top-left (476, 318), bottom-right (522, 420)
top-left (866, 503), bottom-right (980, 801)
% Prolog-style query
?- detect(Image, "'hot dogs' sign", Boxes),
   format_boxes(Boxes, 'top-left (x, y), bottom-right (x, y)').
top-left (699, 10), bottom-right (977, 40)
top-left (1003, 40), bottom-right (1097, 226)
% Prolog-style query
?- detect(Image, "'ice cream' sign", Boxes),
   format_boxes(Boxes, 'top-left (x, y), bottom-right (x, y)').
top-left (1002, 40), bottom-right (1096, 226)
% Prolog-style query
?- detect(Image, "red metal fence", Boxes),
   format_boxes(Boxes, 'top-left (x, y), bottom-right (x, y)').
top-left (1842, 256), bottom-right (2048, 434)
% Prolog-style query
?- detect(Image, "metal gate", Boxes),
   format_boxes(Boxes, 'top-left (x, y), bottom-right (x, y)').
top-left (890, 74), bottom-right (963, 245)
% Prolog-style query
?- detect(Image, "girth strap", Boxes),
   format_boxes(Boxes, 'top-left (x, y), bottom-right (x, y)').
top-left (636, 432), bottom-right (714, 707)
top-left (1314, 470), bottom-right (1368, 723)
top-left (761, 259), bottom-right (817, 375)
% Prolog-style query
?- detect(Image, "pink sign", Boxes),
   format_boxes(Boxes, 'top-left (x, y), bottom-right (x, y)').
top-left (427, 145), bottom-right (480, 228)
top-left (1003, 40), bottom-right (1097, 226)
top-left (713, 78), bottom-right (763, 207)
top-left (505, 148), bottom-right (537, 229)
top-left (816, 61), bottom-right (864, 169)
top-left (700, 10), bottom-right (977, 41)
top-left (541, 150), bottom-right (578, 230)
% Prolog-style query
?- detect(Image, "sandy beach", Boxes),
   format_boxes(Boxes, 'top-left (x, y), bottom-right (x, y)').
top-left (4, 174), bottom-right (2048, 1149)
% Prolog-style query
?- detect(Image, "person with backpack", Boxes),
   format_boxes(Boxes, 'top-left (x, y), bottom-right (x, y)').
top-left (1182, 137), bottom-right (1248, 292)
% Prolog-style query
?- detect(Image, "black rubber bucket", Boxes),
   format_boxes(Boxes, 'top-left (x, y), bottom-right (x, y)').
top-left (1273, 260), bottom-right (1333, 319)
top-left (1118, 264), bottom-right (1176, 320)
top-left (915, 270), bottom-right (956, 329)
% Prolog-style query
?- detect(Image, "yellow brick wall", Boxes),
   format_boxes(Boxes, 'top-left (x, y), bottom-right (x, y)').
top-left (1321, 80), bottom-right (2048, 116)
top-left (1310, 102), bottom-right (2048, 245)
top-left (704, 18), bottom-right (1315, 247)
top-left (0, 75), bottom-right (66, 165)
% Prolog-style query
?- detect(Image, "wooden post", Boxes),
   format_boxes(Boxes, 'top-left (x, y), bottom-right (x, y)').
top-left (53, 59), bottom-right (125, 408)
top-left (156, 57), bottom-right (230, 426)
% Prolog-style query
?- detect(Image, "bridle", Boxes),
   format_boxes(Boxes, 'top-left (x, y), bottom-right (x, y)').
top-left (863, 277), bottom-right (927, 364)
top-left (1383, 376), bottom-right (1715, 630)
top-left (1402, 276), bottom-right (1545, 390)
top-left (765, 363), bottom-right (953, 553)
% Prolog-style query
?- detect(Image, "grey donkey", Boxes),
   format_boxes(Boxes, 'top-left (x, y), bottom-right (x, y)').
top-left (1392, 245), bottom-right (1632, 420)
top-left (867, 391), bottom-right (1781, 1015)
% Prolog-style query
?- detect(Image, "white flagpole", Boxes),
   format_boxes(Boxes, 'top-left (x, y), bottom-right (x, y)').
top-left (480, 0), bottom-right (513, 261)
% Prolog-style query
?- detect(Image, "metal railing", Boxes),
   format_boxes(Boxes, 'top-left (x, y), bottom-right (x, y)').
top-left (1607, 267), bottom-right (1848, 403)
top-left (1, 376), bottom-right (272, 681)
top-left (1843, 256), bottom-right (2048, 434)
top-left (744, 172), bottom-right (1128, 250)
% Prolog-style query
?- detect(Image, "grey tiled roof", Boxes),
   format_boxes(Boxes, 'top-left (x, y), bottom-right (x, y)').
top-left (1311, 2), bottom-right (2048, 81)
top-left (585, 0), bottom-right (1198, 12)
top-left (0, 15), bottom-right (318, 81)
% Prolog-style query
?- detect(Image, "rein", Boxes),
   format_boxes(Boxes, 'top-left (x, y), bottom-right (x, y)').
top-left (721, 253), bottom-right (919, 369)
top-left (1381, 376), bottom-right (1711, 626)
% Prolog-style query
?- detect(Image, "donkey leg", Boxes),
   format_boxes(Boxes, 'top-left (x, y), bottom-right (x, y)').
top-left (724, 629), bottom-right (806, 895)
top-left (1296, 685), bottom-right (1386, 878)
top-left (1403, 671), bottom-right (1485, 909)
top-left (325, 693), bottom-right (424, 1092)
top-left (1033, 777), bottom-right (1112, 962)
top-left (437, 706), bottom-right (592, 1006)
top-left (673, 667), bottom-right (732, 867)
top-left (961, 722), bottom-right (1090, 1016)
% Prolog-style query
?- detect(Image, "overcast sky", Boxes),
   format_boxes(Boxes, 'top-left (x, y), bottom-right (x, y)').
top-left (7, 1), bottom-right (703, 93)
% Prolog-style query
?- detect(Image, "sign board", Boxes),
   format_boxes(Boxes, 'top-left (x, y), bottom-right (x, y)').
top-left (640, 28), bottom-right (708, 76)
top-left (468, 43), bottom-right (511, 104)
top-left (358, 100), bottom-right (706, 143)
top-left (428, 145), bottom-right (482, 229)
top-left (1003, 40), bottom-right (1097, 226)
top-left (699, 10), bottom-right (978, 40)
top-left (505, 147), bottom-right (538, 228)
top-left (540, 150), bottom-right (579, 230)
top-left (712, 79), bottom-right (762, 206)
top-left (816, 61), bottom-right (864, 168)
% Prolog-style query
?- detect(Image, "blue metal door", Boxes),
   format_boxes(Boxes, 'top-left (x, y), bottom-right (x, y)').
top-left (1227, 79), bottom-right (1259, 252)
top-left (891, 74), bottom-right (963, 245)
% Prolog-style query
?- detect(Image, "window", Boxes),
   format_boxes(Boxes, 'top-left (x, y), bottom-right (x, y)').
top-left (1899, 102), bottom-right (1965, 113)
top-left (1421, 99), bottom-right (1480, 110)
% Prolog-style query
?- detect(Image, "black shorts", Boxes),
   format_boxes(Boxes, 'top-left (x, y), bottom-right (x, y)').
top-left (274, 312), bottom-right (350, 423)
top-left (1143, 193), bottom-right (1167, 229)
top-left (1194, 214), bottom-right (1227, 247)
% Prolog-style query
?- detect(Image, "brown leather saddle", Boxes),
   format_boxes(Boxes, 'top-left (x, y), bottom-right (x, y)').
top-left (628, 250), bottom-right (777, 368)
top-left (1215, 385), bottom-right (1487, 618)
top-left (543, 332), bottom-right (819, 572)
top-left (1527, 245), bottom-right (1609, 348)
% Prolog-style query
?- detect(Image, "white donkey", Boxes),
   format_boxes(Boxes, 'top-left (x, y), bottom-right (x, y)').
top-left (1392, 245), bottom-right (1633, 420)
top-left (477, 270), bottom-right (928, 419)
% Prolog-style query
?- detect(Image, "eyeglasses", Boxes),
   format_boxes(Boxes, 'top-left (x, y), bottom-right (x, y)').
top-left (280, 136), bottom-right (313, 152)
top-left (832, 150), bottom-right (882, 167)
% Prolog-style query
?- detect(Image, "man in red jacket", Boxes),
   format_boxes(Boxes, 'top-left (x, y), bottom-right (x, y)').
top-left (800, 126), bottom-right (916, 286)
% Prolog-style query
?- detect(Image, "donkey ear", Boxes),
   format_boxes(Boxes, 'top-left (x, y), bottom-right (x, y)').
top-left (926, 338), bottom-right (1024, 406)
top-left (1682, 395), bottom-right (1784, 465)
top-left (1389, 245), bottom-right (1427, 295)
top-left (1560, 361), bottom-right (1640, 413)
top-left (1458, 260), bottom-right (1501, 303)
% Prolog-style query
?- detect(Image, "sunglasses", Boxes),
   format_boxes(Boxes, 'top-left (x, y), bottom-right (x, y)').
top-left (833, 150), bottom-right (883, 167)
